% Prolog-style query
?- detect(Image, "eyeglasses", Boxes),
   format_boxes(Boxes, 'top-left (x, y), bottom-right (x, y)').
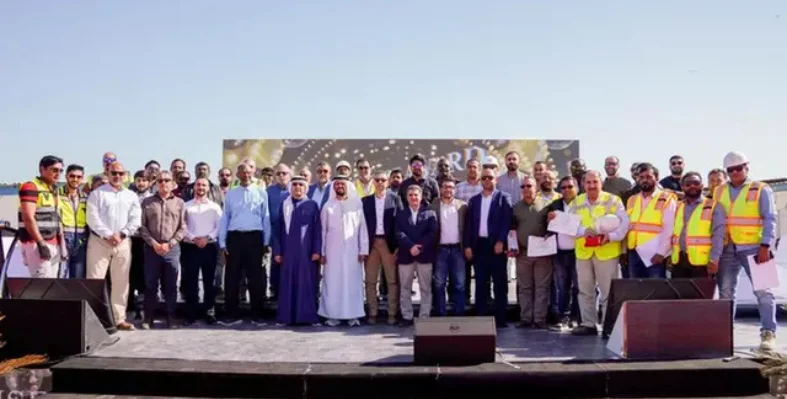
top-left (519, 184), bottom-right (533, 188)
top-left (411, 162), bottom-right (424, 168)
top-left (374, 178), bottom-right (387, 183)
top-left (727, 165), bottom-right (744, 174)
top-left (50, 167), bottom-right (63, 173)
top-left (683, 180), bottom-right (702, 187)
top-left (158, 178), bottom-right (172, 183)
top-left (560, 185), bottom-right (574, 190)
top-left (481, 176), bottom-right (494, 181)
top-left (110, 171), bottom-right (125, 176)
top-left (291, 182), bottom-right (306, 187)
top-left (103, 157), bottom-right (116, 164)
top-left (671, 161), bottom-right (684, 166)
top-left (317, 169), bottom-right (330, 174)
top-left (276, 171), bottom-right (289, 176)
top-left (67, 174), bottom-right (83, 179)
top-left (358, 166), bottom-right (370, 170)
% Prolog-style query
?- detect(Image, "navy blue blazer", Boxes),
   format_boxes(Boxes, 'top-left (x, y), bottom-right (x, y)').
top-left (395, 205), bottom-right (438, 265)
top-left (462, 190), bottom-right (513, 250)
top-left (362, 191), bottom-right (403, 253)
top-left (307, 183), bottom-right (331, 209)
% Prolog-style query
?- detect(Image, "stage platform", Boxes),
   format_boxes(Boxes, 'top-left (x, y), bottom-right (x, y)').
top-left (47, 318), bottom-right (779, 398)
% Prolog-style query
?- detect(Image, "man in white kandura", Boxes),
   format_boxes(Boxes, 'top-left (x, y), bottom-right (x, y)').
top-left (319, 175), bottom-right (369, 327)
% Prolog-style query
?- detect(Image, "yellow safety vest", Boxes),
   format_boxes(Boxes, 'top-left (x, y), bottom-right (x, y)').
top-left (626, 190), bottom-right (674, 250)
top-left (671, 198), bottom-right (715, 266)
top-left (17, 177), bottom-right (61, 242)
top-left (714, 181), bottom-right (764, 245)
top-left (572, 192), bottom-right (623, 261)
top-left (58, 186), bottom-right (87, 234)
top-left (355, 179), bottom-right (375, 198)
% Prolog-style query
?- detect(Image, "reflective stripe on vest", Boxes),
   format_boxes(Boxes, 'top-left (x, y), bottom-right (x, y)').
top-left (671, 198), bottom-right (714, 266)
top-left (714, 182), bottom-right (764, 245)
top-left (626, 191), bottom-right (672, 249)
top-left (58, 187), bottom-right (87, 233)
top-left (573, 192), bottom-right (622, 261)
top-left (17, 177), bottom-right (61, 241)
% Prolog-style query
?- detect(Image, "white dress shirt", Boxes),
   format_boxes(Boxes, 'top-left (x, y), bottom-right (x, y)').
top-left (410, 207), bottom-right (419, 224)
top-left (479, 193), bottom-right (493, 237)
top-left (439, 200), bottom-right (460, 244)
top-left (86, 184), bottom-right (142, 238)
top-left (556, 200), bottom-right (576, 250)
top-left (374, 195), bottom-right (385, 235)
top-left (184, 197), bottom-right (223, 242)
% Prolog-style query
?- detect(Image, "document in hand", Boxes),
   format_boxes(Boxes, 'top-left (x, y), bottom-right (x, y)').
top-left (636, 239), bottom-right (661, 268)
top-left (507, 230), bottom-right (519, 252)
top-left (747, 255), bottom-right (780, 291)
top-left (527, 236), bottom-right (558, 257)
top-left (547, 211), bottom-right (581, 236)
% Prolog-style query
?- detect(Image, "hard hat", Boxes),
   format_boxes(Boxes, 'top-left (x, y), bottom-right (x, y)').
top-left (483, 156), bottom-right (499, 168)
top-left (723, 151), bottom-right (749, 169)
top-left (594, 215), bottom-right (621, 234)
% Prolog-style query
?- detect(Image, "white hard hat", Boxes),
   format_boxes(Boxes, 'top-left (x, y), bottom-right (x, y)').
top-left (723, 151), bottom-right (749, 169)
top-left (594, 214), bottom-right (621, 234)
top-left (483, 156), bottom-right (499, 167)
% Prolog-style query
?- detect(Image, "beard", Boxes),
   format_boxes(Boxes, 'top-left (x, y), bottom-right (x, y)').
top-left (684, 188), bottom-right (701, 198)
top-left (640, 182), bottom-right (655, 192)
top-left (540, 182), bottom-right (551, 191)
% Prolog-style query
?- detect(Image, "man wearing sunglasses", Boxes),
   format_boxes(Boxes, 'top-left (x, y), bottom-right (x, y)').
top-left (659, 155), bottom-right (685, 193)
top-left (18, 155), bottom-right (66, 278)
top-left (86, 152), bottom-right (132, 192)
top-left (714, 151), bottom-right (778, 351)
top-left (58, 164), bottom-right (88, 278)
top-left (307, 161), bottom-right (332, 209)
top-left (546, 176), bottom-right (581, 331)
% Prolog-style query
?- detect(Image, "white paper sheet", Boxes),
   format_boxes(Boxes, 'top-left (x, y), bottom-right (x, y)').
top-left (507, 230), bottom-right (519, 252)
top-left (527, 235), bottom-right (558, 257)
top-left (748, 255), bottom-right (780, 291)
top-left (635, 238), bottom-right (661, 268)
top-left (547, 211), bottom-right (581, 236)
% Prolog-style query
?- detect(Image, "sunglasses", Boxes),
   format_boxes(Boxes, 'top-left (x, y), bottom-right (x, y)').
top-left (519, 184), bottom-right (533, 189)
top-left (560, 185), bottom-right (574, 190)
top-left (411, 162), bottom-right (424, 168)
top-left (103, 157), bottom-right (116, 164)
top-left (727, 165), bottom-right (744, 174)
top-left (317, 169), bottom-right (330, 174)
top-left (481, 176), bottom-right (494, 181)
top-left (291, 182), bottom-right (306, 187)
top-left (671, 161), bottom-right (683, 166)
top-left (683, 180), bottom-right (702, 186)
top-left (110, 171), bottom-right (125, 176)
top-left (50, 167), bottom-right (63, 173)
top-left (374, 178), bottom-right (387, 183)
top-left (358, 166), bottom-right (370, 170)
top-left (68, 174), bottom-right (84, 179)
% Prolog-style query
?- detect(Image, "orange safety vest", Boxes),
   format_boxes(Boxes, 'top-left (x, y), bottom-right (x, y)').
top-left (671, 198), bottom-right (715, 266)
top-left (626, 190), bottom-right (675, 249)
top-left (714, 181), bottom-right (764, 245)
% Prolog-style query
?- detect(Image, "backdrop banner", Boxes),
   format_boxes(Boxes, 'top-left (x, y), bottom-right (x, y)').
top-left (223, 139), bottom-right (580, 180)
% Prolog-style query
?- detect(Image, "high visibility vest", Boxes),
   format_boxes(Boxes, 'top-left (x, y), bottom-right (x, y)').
top-left (18, 177), bottom-right (61, 241)
top-left (572, 192), bottom-right (623, 261)
top-left (626, 190), bottom-right (675, 249)
top-left (58, 187), bottom-right (87, 234)
top-left (355, 179), bottom-right (375, 198)
top-left (714, 181), bottom-right (764, 245)
top-left (671, 198), bottom-right (715, 266)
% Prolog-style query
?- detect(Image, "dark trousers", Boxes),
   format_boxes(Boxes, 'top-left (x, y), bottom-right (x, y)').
top-left (474, 238), bottom-right (508, 325)
top-left (182, 242), bottom-right (218, 318)
top-left (552, 250), bottom-right (580, 321)
top-left (225, 230), bottom-right (266, 318)
top-left (671, 252), bottom-right (710, 278)
top-left (434, 245), bottom-right (467, 316)
top-left (143, 244), bottom-right (180, 322)
top-left (270, 259), bottom-right (281, 299)
top-left (628, 250), bottom-right (667, 278)
top-left (128, 237), bottom-right (146, 313)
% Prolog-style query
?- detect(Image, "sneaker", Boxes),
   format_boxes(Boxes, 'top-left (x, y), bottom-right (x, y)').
top-left (348, 318), bottom-right (361, 327)
top-left (760, 330), bottom-right (777, 351)
top-left (140, 322), bottom-right (152, 330)
top-left (325, 319), bottom-right (340, 327)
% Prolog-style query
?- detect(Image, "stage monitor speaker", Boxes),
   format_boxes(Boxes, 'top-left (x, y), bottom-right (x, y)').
top-left (606, 299), bottom-right (732, 360)
top-left (413, 317), bottom-right (496, 365)
top-left (602, 278), bottom-right (716, 337)
top-left (0, 298), bottom-right (111, 359)
top-left (5, 278), bottom-right (117, 334)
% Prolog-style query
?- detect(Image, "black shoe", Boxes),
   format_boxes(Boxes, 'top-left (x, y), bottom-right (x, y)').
top-left (571, 325), bottom-right (598, 336)
top-left (398, 319), bottom-right (414, 327)
top-left (205, 314), bottom-right (217, 325)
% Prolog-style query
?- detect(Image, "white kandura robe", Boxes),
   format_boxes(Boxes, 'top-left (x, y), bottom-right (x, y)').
top-left (318, 197), bottom-right (369, 320)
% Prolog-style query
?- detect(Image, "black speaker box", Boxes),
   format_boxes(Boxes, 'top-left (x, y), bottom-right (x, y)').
top-left (602, 278), bottom-right (716, 337)
top-left (0, 298), bottom-right (110, 359)
top-left (413, 317), bottom-right (496, 365)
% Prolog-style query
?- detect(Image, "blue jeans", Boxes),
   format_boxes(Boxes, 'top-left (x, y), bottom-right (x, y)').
top-left (552, 250), bottom-right (579, 321)
top-left (718, 247), bottom-right (777, 332)
top-left (628, 250), bottom-right (666, 278)
top-left (61, 231), bottom-right (87, 279)
top-left (433, 246), bottom-right (466, 316)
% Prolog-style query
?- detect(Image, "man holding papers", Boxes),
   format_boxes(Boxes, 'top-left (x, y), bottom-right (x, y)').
top-left (511, 176), bottom-right (552, 328)
top-left (714, 151), bottom-right (778, 351)
top-left (566, 171), bottom-right (629, 337)
top-left (546, 176), bottom-right (581, 331)
top-left (670, 172), bottom-right (726, 278)
top-left (625, 163), bottom-right (677, 279)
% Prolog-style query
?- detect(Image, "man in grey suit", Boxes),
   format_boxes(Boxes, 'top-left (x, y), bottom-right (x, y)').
top-left (430, 178), bottom-right (468, 316)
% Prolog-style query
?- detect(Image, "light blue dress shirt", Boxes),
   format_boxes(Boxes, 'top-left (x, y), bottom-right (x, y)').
top-left (218, 183), bottom-right (271, 248)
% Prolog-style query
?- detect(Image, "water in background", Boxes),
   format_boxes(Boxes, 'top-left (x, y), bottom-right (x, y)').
top-left (0, 187), bottom-right (17, 196)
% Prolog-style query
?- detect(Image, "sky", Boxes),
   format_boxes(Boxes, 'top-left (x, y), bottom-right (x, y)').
top-left (0, 1), bottom-right (785, 183)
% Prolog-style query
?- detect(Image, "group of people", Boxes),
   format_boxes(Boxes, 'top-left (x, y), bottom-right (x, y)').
top-left (14, 148), bottom-right (778, 351)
